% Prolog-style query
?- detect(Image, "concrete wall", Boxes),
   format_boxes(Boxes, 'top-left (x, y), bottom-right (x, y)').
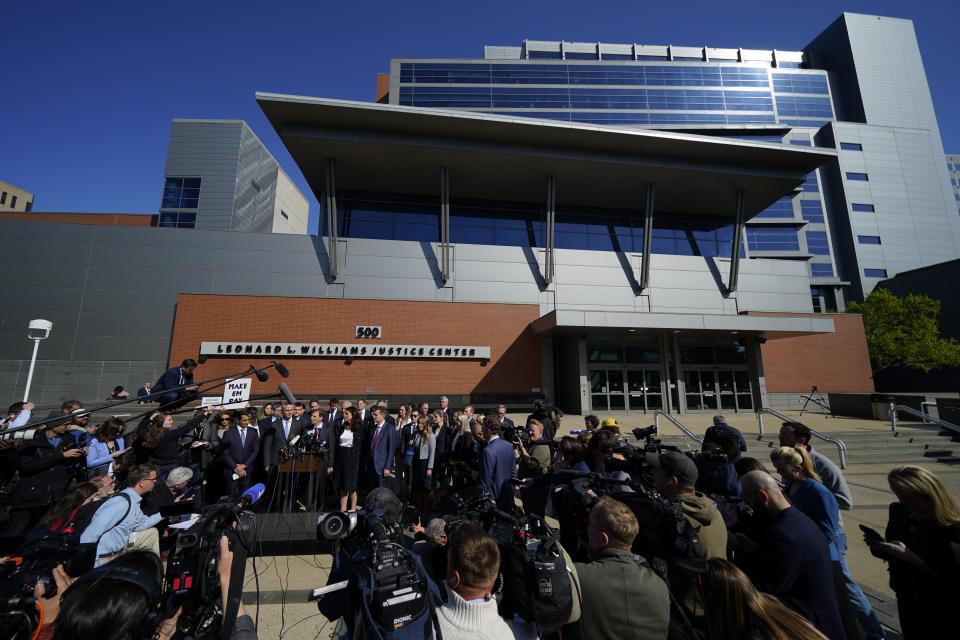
top-left (0, 179), bottom-right (36, 212)
top-left (272, 169), bottom-right (309, 235)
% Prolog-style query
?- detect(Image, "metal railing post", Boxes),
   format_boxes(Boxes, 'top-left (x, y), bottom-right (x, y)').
top-left (756, 411), bottom-right (764, 437)
top-left (890, 402), bottom-right (897, 432)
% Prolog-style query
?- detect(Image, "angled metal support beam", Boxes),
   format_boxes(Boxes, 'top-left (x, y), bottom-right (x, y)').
top-left (324, 158), bottom-right (338, 279)
top-left (640, 183), bottom-right (655, 291)
top-left (440, 166), bottom-right (450, 284)
top-left (545, 175), bottom-right (556, 285)
top-left (728, 190), bottom-right (745, 293)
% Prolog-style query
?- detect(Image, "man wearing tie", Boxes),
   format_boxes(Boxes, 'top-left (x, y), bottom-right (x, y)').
top-left (136, 382), bottom-right (152, 404)
top-left (221, 412), bottom-right (260, 499)
top-left (367, 407), bottom-right (396, 490)
top-left (264, 403), bottom-right (302, 473)
top-left (151, 359), bottom-right (200, 409)
top-left (306, 409), bottom-right (335, 509)
top-left (356, 399), bottom-right (372, 430)
top-left (497, 404), bottom-right (515, 430)
top-left (326, 398), bottom-right (342, 429)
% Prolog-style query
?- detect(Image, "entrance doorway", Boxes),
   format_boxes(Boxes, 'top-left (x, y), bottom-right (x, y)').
top-left (590, 367), bottom-right (663, 412)
top-left (682, 368), bottom-right (752, 412)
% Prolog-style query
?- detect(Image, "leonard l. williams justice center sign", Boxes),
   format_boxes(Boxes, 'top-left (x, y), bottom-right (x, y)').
top-left (200, 342), bottom-right (491, 360)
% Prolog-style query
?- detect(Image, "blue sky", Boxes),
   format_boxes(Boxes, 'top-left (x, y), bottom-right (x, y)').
top-left (3, 0), bottom-right (957, 233)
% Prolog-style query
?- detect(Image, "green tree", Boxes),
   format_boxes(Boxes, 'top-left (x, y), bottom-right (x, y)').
top-left (846, 288), bottom-right (960, 373)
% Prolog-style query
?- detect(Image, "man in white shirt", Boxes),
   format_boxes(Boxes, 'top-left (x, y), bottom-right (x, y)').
top-left (80, 463), bottom-right (163, 565)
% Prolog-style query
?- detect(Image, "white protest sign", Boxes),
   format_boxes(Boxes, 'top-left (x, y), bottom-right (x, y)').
top-left (221, 378), bottom-right (252, 409)
top-left (201, 396), bottom-right (223, 408)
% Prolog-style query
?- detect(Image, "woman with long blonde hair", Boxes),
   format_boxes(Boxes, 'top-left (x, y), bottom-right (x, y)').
top-left (705, 558), bottom-right (828, 640)
top-left (770, 446), bottom-right (882, 640)
top-left (864, 465), bottom-right (960, 638)
top-left (412, 415), bottom-right (435, 519)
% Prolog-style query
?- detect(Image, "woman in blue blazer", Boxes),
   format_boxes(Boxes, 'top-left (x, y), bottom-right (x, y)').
top-left (86, 418), bottom-right (128, 479)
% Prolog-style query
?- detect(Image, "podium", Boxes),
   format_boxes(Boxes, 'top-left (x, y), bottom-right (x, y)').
top-left (278, 451), bottom-right (328, 512)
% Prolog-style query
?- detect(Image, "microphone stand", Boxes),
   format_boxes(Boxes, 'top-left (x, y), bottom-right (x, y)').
top-left (4, 361), bottom-right (290, 436)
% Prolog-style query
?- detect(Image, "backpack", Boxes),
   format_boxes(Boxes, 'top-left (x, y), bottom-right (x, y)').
top-left (498, 525), bottom-right (573, 634)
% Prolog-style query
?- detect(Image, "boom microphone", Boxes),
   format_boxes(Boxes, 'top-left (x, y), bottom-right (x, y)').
top-left (251, 365), bottom-right (269, 383)
top-left (240, 483), bottom-right (265, 508)
top-left (278, 383), bottom-right (297, 405)
top-left (272, 361), bottom-right (290, 378)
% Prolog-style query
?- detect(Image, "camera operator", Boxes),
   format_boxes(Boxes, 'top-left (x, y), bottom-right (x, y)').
top-left (79, 463), bottom-right (163, 565)
top-left (7, 416), bottom-right (87, 536)
top-left (517, 419), bottom-right (552, 517)
top-left (705, 415), bottom-right (748, 457)
top-left (568, 496), bottom-right (669, 640)
top-left (2, 400), bottom-right (34, 430)
top-left (39, 536), bottom-right (257, 640)
top-left (525, 400), bottom-right (556, 441)
top-left (646, 450), bottom-right (728, 559)
top-left (436, 521), bottom-right (520, 639)
top-left (586, 430), bottom-right (632, 487)
top-left (411, 517), bottom-right (449, 586)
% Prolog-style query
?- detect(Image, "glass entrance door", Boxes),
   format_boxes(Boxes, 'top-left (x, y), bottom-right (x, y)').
top-left (627, 369), bottom-right (663, 412)
top-left (590, 369), bottom-right (625, 411)
top-left (682, 368), bottom-right (753, 412)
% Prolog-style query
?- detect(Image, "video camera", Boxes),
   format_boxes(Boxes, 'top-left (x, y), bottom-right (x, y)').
top-left (313, 489), bottom-right (441, 639)
top-left (440, 486), bottom-right (574, 635)
top-left (162, 483), bottom-right (263, 639)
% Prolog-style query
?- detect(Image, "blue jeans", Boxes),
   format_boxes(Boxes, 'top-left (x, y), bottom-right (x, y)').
top-left (837, 531), bottom-right (885, 639)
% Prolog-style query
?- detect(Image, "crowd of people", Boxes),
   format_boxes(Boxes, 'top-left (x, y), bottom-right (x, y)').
top-left (0, 370), bottom-right (958, 639)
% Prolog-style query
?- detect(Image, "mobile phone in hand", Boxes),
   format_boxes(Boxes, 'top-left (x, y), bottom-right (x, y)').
top-left (859, 524), bottom-right (884, 542)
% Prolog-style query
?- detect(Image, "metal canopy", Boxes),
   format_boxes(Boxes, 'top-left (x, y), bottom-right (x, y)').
top-left (529, 310), bottom-right (835, 337)
top-left (256, 93), bottom-right (835, 218)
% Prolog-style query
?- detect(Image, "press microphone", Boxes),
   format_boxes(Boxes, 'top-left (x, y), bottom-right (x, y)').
top-left (272, 361), bottom-right (290, 378)
top-left (278, 383), bottom-right (297, 404)
top-left (251, 365), bottom-right (269, 383)
top-left (239, 483), bottom-right (265, 508)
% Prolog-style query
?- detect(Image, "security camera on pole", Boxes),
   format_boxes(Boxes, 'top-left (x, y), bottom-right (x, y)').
top-left (23, 319), bottom-right (52, 402)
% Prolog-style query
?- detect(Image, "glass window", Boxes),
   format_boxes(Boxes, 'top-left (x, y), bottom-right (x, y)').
top-left (771, 72), bottom-right (829, 94)
top-left (810, 263), bottom-right (834, 277)
top-left (864, 268), bottom-right (888, 278)
top-left (858, 235), bottom-right (881, 245)
top-left (0, 192), bottom-right (6, 204)
top-left (746, 227), bottom-right (800, 252)
top-left (625, 345), bottom-right (660, 363)
top-left (160, 176), bottom-right (202, 210)
top-left (839, 142), bottom-right (862, 151)
top-left (529, 51), bottom-right (562, 59)
top-left (10, 195), bottom-right (17, 208)
top-left (753, 197), bottom-right (794, 219)
top-left (801, 173), bottom-right (819, 192)
top-left (588, 344), bottom-right (621, 362)
top-left (602, 53), bottom-right (634, 60)
top-left (800, 200), bottom-right (824, 223)
top-left (565, 52), bottom-right (597, 60)
top-left (25, 201), bottom-right (32, 212)
top-left (846, 172), bottom-right (869, 181)
top-left (805, 230), bottom-right (830, 255)
top-left (851, 203), bottom-right (875, 212)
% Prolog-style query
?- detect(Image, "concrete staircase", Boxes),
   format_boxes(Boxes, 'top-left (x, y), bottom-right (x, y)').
top-left (643, 424), bottom-right (960, 467)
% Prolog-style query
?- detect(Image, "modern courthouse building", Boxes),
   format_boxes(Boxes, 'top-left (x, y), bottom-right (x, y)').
top-left (0, 13), bottom-right (955, 415)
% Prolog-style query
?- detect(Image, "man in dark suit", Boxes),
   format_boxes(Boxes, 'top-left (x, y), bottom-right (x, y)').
top-left (356, 399), bottom-right (373, 431)
top-left (263, 403), bottom-right (303, 473)
top-left (152, 359), bottom-right (200, 409)
top-left (220, 413), bottom-right (260, 499)
top-left (136, 382), bottom-right (152, 404)
top-left (303, 409), bottom-right (336, 509)
top-left (479, 418), bottom-right (517, 510)
top-left (734, 471), bottom-right (847, 640)
top-left (325, 397), bottom-right (342, 429)
top-left (366, 407), bottom-right (396, 490)
top-left (496, 404), bottom-right (515, 430)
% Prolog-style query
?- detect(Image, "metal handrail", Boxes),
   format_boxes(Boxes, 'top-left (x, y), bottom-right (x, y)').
top-left (890, 404), bottom-right (960, 436)
top-left (652, 411), bottom-right (704, 445)
top-left (757, 408), bottom-right (847, 469)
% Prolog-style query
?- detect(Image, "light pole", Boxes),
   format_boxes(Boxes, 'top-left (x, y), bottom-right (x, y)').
top-left (23, 319), bottom-right (53, 402)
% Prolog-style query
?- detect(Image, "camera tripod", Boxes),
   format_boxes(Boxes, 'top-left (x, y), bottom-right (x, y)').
top-left (799, 385), bottom-right (832, 417)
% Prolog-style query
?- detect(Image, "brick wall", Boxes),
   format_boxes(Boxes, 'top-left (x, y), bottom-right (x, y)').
top-left (0, 212), bottom-right (156, 226)
top-left (752, 312), bottom-right (874, 393)
top-left (169, 294), bottom-right (542, 397)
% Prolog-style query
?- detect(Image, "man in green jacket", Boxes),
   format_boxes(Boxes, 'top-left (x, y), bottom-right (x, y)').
top-left (571, 497), bottom-right (670, 640)
top-left (647, 450), bottom-right (728, 559)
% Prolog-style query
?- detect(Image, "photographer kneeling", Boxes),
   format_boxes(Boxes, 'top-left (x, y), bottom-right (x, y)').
top-left (568, 497), bottom-right (669, 640)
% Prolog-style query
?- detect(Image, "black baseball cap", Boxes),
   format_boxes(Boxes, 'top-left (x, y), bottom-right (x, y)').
top-left (645, 450), bottom-right (699, 487)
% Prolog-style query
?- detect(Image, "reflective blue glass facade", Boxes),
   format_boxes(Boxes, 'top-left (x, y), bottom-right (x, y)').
top-left (391, 43), bottom-right (842, 306)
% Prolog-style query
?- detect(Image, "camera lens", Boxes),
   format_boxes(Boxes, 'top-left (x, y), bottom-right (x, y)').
top-left (319, 512), bottom-right (350, 540)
